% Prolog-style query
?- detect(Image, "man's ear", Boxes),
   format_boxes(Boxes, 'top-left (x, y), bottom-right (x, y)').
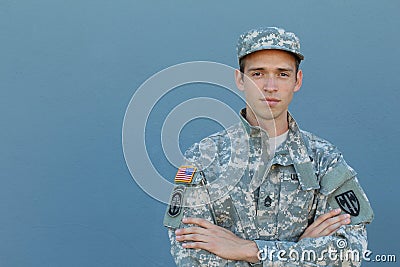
top-left (294, 69), bottom-right (303, 92)
top-left (235, 69), bottom-right (245, 92)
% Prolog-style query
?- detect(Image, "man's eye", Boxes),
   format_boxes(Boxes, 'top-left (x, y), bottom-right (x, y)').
top-left (279, 73), bottom-right (289, 77)
top-left (252, 72), bottom-right (262, 77)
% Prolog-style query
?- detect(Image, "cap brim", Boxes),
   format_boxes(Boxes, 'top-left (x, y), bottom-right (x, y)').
top-left (239, 45), bottom-right (304, 60)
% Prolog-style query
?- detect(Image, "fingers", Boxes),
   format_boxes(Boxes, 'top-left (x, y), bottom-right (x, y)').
top-left (175, 217), bottom-right (235, 245)
top-left (175, 226), bottom-right (208, 236)
top-left (182, 241), bottom-right (209, 249)
top-left (181, 217), bottom-right (215, 228)
top-left (320, 214), bottom-right (351, 235)
top-left (175, 219), bottom-right (214, 244)
top-left (320, 213), bottom-right (351, 231)
top-left (175, 218), bottom-right (230, 238)
top-left (315, 216), bottom-right (349, 237)
top-left (176, 232), bottom-right (207, 242)
top-left (300, 209), bottom-right (352, 240)
top-left (175, 218), bottom-right (215, 250)
top-left (180, 217), bottom-right (235, 236)
top-left (312, 208), bottom-right (342, 228)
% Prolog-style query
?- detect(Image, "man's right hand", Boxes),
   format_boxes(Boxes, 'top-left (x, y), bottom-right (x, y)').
top-left (299, 208), bottom-right (351, 240)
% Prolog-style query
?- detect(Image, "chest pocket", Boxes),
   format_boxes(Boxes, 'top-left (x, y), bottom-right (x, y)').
top-left (256, 164), bottom-right (315, 241)
top-left (277, 165), bottom-right (315, 240)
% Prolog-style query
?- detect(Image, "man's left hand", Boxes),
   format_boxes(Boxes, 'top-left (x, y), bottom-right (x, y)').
top-left (175, 217), bottom-right (259, 263)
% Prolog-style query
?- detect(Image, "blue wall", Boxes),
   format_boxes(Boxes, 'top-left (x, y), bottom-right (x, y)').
top-left (1, 0), bottom-right (399, 266)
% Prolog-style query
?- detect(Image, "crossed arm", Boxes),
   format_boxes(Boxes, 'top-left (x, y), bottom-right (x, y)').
top-left (175, 208), bottom-right (351, 264)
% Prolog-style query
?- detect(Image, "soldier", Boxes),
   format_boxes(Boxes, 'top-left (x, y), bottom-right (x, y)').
top-left (164, 27), bottom-right (374, 266)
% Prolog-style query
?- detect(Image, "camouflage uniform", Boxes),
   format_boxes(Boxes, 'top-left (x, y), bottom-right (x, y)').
top-left (164, 27), bottom-right (373, 266)
top-left (164, 110), bottom-right (373, 266)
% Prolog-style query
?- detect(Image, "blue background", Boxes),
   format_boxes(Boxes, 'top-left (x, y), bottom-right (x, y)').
top-left (1, 0), bottom-right (399, 266)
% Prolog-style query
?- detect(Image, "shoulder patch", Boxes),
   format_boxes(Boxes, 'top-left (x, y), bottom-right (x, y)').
top-left (335, 190), bottom-right (360, 216)
top-left (174, 166), bottom-right (197, 184)
top-left (327, 178), bottom-right (374, 224)
top-left (168, 186), bottom-right (185, 217)
top-left (163, 186), bottom-right (186, 228)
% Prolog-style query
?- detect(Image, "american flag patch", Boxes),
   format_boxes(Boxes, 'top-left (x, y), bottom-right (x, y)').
top-left (174, 166), bottom-right (197, 183)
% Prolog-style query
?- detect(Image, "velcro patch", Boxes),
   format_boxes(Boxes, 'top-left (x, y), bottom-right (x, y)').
top-left (174, 166), bottom-right (197, 184)
top-left (320, 161), bottom-right (356, 195)
top-left (328, 178), bottom-right (374, 224)
top-left (164, 186), bottom-right (186, 228)
top-left (335, 190), bottom-right (360, 216)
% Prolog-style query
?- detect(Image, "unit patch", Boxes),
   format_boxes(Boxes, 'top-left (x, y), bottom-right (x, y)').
top-left (167, 186), bottom-right (185, 217)
top-left (335, 190), bottom-right (360, 216)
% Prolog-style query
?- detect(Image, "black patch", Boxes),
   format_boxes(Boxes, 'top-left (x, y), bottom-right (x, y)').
top-left (335, 190), bottom-right (360, 216)
top-left (168, 187), bottom-right (184, 217)
top-left (291, 173), bottom-right (298, 180)
top-left (264, 196), bottom-right (272, 207)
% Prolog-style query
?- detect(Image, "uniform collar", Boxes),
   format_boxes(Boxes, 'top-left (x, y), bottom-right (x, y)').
top-left (239, 108), bottom-right (319, 191)
top-left (239, 108), bottom-right (268, 138)
top-left (285, 113), bottom-right (320, 190)
top-left (239, 108), bottom-right (302, 138)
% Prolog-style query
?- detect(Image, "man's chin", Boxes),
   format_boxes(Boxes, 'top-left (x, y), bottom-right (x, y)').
top-left (258, 110), bottom-right (277, 120)
top-left (254, 110), bottom-right (287, 123)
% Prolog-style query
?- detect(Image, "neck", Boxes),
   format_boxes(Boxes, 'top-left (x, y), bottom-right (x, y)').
top-left (245, 107), bottom-right (289, 138)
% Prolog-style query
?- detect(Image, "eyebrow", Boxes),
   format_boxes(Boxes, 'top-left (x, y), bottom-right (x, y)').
top-left (246, 67), bottom-right (294, 72)
top-left (277, 67), bottom-right (294, 72)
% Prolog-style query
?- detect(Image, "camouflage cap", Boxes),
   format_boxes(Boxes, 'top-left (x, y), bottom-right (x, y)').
top-left (237, 27), bottom-right (304, 60)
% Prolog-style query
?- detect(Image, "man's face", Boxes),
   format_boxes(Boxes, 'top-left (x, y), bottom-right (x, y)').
top-left (235, 49), bottom-right (303, 124)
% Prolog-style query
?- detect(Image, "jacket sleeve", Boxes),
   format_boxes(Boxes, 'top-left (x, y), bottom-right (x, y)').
top-left (254, 157), bottom-right (374, 266)
top-left (254, 210), bottom-right (368, 266)
top-left (166, 200), bottom-right (230, 267)
top-left (164, 140), bottom-right (231, 267)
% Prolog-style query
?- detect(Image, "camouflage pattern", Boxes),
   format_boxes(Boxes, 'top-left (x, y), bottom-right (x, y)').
top-left (165, 109), bottom-right (373, 266)
top-left (237, 27), bottom-right (304, 60)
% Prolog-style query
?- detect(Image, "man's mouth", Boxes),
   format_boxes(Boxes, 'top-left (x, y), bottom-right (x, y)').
top-left (261, 97), bottom-right (281, 107)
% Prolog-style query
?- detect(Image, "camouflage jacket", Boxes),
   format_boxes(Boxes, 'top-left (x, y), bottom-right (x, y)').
top-left (164, 110), bottom-right (374, 267)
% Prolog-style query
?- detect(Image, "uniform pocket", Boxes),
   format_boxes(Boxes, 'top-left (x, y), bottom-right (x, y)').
top-left (277, 165), bottom-right (314, 240)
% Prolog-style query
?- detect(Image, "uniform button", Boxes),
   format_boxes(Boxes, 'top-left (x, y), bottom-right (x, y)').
top-left (264, 196), bottom-right (272, 207)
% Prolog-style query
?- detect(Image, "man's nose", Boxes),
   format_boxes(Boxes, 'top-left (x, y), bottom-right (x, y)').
top-left (263, 77), bottom-right (278, 92)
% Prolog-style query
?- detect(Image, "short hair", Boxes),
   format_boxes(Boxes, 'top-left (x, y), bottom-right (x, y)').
top-left (239, 52), bottom-right (301, 77)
